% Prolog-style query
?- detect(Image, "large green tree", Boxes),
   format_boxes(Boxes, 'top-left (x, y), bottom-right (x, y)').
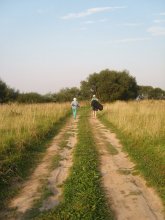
top-left (80, 69), bottom-right (138, 101)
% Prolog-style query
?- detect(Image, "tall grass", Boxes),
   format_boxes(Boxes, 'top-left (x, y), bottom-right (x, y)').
top-left (0, 103), bottom-right (70, 153)
top-left (0, 103), bottom-right (71, 208)
top-left (103, 101), bottom-right (165, 141)
top-left (100, 100), bottom-right (165, 203)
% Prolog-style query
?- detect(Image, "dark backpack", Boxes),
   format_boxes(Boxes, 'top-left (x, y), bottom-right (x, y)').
top-left (98, 103), bottom-right (103, 111)
top-left (91, 100), bottom-right (103, 111)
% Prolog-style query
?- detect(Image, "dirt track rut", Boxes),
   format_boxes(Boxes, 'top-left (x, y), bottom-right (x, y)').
top-left (5, 117), bottom-right (78, 220)
top-left (90, 117), bottom-right (164, 220)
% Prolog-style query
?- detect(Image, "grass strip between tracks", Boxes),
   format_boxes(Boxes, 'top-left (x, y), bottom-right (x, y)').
top-left (35, 107), bottom-right (114, 220)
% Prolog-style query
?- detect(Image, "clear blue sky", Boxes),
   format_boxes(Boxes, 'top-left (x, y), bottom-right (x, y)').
top-left (0, 0), bottom-right (165, 94)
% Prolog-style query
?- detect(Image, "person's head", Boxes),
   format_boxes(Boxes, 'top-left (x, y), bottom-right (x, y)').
top-left (73, 97), bottom-right (76, 101)
top-left (93, 95), bottom-right (96, 98)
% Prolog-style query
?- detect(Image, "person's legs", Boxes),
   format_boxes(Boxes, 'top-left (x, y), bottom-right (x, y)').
top-left (92, 110), bottom-right (97, 118)
top-left (94, 110), bottom-right (97, 118)
top-left (72, 109), bottom-right (75, 119)
top-left (92, 110), bottom-right (95, 118)
top-left (73, 108), bottom-right (77, 119)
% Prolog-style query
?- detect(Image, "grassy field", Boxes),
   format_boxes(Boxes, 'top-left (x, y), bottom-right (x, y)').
top-left (99, 100), bottom-right (165, 204)
top-left (0, 103), bottom-right (71, 208)
top-left (1, 101), bottom-right (164, 217)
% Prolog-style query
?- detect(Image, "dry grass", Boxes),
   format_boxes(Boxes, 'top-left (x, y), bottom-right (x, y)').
top-left (104, 100), bottom-right (165, 141)
top-left (0, 102), bottom-right (71, 208)
top-left (0, 103), bottom-right (70, 153)
top-left (100, 100), bottom-right (165, 203)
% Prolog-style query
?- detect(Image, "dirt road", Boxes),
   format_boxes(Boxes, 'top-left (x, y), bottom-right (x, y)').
top-left (5, 117), bottom-right (78, 220)
top-left (90, 117), bottom-right (164, 220)
top-left (2, 114), bottom-right (164, 220)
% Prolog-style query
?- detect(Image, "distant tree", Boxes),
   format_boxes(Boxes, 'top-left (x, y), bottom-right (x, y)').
top-left (54, 87), bottom-right (81, 102)
top-left (17, 92), bottom-right (46, 103)
top-left (43, 93), bottom-right (55, 102)
top-left (8, 88), bottom-right (19, 101)
top-left (138, 86), bottom-right (154, 99)
top-left (0, 79), bottom-right (19, 103)
top-left (80, 69), bottom-right (138, 101)
top-left (0, 79), bottom-right (8, 103)
top-left (149, 88), bottom-right (165, 99)
top-left (1, 72), bottom-right (164, 104)
top-left (138, 86), bottom-right (165, 99)
top-left (80, 80), bottom-right (92, 100)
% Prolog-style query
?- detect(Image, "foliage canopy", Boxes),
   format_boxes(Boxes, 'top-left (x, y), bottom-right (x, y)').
top-left (80, 69), bottom-right (138, 101)
top-left (0, 69), bottom-right (165, 103)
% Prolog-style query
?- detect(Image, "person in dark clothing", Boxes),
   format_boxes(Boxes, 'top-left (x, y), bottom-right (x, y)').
top-left (91, 95), bottom-right (99, 118)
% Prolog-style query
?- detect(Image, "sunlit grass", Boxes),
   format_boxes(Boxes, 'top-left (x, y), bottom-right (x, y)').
top-left (0, 103), bottom-right (71, 209)
top-left (0, 103), bottom-right (70, 153)
top-left (99, 100), bottom-right (165, 204)
top-left (103, 100), bottom-right (165, 140)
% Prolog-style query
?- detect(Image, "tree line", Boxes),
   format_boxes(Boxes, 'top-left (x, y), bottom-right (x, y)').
top-left (1, 69), bottom-right (165, 103)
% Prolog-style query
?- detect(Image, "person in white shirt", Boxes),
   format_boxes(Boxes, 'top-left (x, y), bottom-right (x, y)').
top-left (71, 97), bottom-right (79, 119)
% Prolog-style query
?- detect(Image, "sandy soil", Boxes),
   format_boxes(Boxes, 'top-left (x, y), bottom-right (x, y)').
top-left (90, 117), bottom-right (164, 220)
top-left (40, 121), bottom-right (78, 211)
top-left (5, 117), bottom-right (78, 220)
